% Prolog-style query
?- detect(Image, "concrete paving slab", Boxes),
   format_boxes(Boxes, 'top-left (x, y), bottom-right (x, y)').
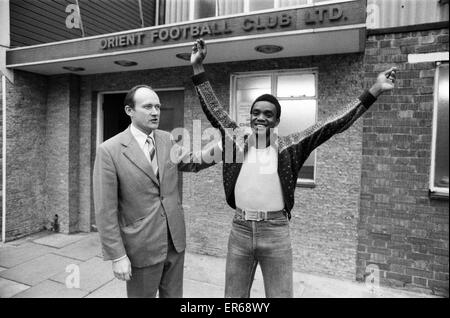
top-left (0, 242), bottom-right (57, 268)
top-left (0, 277), bottom-right (30, 298)
top-left (85, 278), bottom-right (126, 298)
top-left (50, 256), bottom-right (115, 292)
top-left (4, 231), bottom-right (53, 247)
top-left (53, 233), bottom-right (101, 261)
top-left (32, 233), bottom-right (89, 248)
top-left (183, 278), bottom-right (225, 298)
top-left (292, 272), bottom-right (434, 298)
top-left (0, 254), bottom-right (79, 286)
top-left (184, 252), bottom-right (226, 286)
top-left (1, 231), bottom-right (438, 298)
top-left (183, 253), bottom-right (431, 298)
top-left (184, 252), bottom-right (266, 298)
top-left (292, 272), bottom-right (358, 298)
top-left (250, 266), bottom-right (267, 298)
top-left (13, 280), bottom-right (88, 298)
top-left (85, 278), bottom-right (252, 299)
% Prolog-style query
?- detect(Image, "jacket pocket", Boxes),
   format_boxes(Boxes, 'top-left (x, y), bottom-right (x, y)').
top-left (122, 214), bottom-right (148, 233)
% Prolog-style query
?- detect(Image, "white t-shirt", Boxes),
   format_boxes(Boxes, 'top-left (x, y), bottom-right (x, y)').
top-left (234, 145), bottom-right (284, 211)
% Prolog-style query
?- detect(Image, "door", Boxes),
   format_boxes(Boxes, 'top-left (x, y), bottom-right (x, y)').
top-left (102, 90), bottom-right (185, 140)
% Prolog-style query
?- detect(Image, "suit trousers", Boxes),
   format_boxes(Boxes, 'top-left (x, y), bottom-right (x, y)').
top-left (126, 226), bottom-right (185, 298)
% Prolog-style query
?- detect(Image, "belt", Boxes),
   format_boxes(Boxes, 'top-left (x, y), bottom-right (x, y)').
top-left (235, 207), bottom-right (286, 222)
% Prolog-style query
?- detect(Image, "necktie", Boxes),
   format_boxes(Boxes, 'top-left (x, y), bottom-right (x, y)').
top-left (146, 135), bottom-right (158, 178)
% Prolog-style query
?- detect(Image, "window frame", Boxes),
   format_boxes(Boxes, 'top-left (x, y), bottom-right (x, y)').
top-left (230, 68), bottom-right (319, 187)
top-left (159, 0), bottom-right (322, 24)
top-left (429, 61), bottom-right (449, 199)
top-left (242, 0), bottom-right (316, 14)
top-left (191, 0), bottom-right (218, 21)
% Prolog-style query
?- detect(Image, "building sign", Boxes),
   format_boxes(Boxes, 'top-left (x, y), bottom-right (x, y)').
top-left (100, 33), bottom-right (145, 49)
top-left (7, 1), bottom-right (366, 66)
top-left (99, 12), bottom-right (293, 50)
top-left (99, 3), bottom-right (353, 50)
top-left (241, 14), bottom-right (292, 31)
top-left (305, 5), bottom-right (345, 24)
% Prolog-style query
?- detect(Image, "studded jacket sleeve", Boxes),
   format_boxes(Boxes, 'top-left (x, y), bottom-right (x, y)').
top-left (192, 72), bottom-right (239, 133)
top-left (278, 91), bottom-right (377, 158)
top-left (192, 72), bottom-right (253, 161)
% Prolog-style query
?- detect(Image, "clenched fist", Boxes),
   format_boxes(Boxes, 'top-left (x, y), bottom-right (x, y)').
top-left (191, 38), bottom-right (207, 75)
top-left (112, 255), bottom-right (132, 281)
top-left (369, 67), bottom-right (398, 97)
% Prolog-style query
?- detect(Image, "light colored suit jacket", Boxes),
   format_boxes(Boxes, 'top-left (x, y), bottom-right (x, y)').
top-left (93, 127), bottom-right (219, 268)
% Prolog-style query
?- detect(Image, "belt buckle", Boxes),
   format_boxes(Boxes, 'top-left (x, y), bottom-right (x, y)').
top-left (244, 210), bottom-right (266, 221)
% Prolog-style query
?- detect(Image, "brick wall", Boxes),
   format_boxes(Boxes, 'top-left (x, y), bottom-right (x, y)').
top-left (79, 77), bottom-right (95, 233)
top-left (5, 70), bottom-right (48, 240)
top-left (82, 52), bottom-right (365, 279)
top-left (4, 71), bottom-right (83, 240)
top-left (358, 28), bottom-right (449, 296)
top-left (45, 74), bottom-right (81, 234)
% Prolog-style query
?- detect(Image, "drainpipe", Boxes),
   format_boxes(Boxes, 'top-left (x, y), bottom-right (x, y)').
top-left (2, 74), bottom-right (6, 243)
top-left (0, 0), bottom-right (9, 243)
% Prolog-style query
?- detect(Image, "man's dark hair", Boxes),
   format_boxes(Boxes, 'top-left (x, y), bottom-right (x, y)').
top-left (124, 84), bottom-right (154, 109)
top-left (250, 94), bottom-right (282, 120)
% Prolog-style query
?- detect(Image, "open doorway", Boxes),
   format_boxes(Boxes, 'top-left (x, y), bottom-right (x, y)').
top-left (101, 89), bottom-right (185, 140)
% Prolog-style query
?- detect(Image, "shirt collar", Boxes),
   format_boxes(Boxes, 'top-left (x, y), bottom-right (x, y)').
top-left (130, 124), bottom-right (154, 149)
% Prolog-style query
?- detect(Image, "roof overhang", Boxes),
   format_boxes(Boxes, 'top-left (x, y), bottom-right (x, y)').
top-left (6, 0), bottom-right (367, 75)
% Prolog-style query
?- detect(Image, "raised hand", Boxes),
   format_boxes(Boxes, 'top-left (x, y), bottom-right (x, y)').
top-left (191, 38), bottom-right (207, 66)
top-left (369, 67), bottom-right (398, 97)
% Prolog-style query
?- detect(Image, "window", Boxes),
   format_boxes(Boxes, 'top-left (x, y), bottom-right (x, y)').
top-left (430, 62), bottom-right (449, 198)
top-left (231, 70), bottom-right (318, 185)
top-left (161, 0), bottom-right (217, 24)
top-left (160, 0), bottom-right (327, 24)
top-left (249, 0), bottom-right (274, 12)
top-left (218, 0), bottom-right (316, 16)
top-left (193, 0), bottom-right (217, 20)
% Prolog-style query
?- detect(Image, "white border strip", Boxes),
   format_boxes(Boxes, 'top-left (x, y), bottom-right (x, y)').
top-left (429, 64), bottom-right (438, 193)
top-left (7, 0), bottom-right (358, 51)
top-left (96, 92), bottom-right (104, 148)
top-left (429, 62), bottom-right (449, 196)
top-left (2, 74), bottom-right (6, 242)
top-left (408, 52), bottom-right (449, 64)
top-left (7, 24), bottom-right (366, 69)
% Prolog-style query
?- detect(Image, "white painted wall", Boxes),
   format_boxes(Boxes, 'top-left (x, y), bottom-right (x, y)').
top-left (0, 0), bottom-right (12, 81)
top-left (0, 0), bottom-right (10, 48)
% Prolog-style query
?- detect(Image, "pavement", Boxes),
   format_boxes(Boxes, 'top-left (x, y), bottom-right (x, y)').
top-left (0, 231), bottom-right (439, 298)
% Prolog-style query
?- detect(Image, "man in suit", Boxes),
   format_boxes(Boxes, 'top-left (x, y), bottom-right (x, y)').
top-left (93, 84), bottom-right (220, 298)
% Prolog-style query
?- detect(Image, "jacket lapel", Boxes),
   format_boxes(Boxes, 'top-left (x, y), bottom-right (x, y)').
top-left (121, 127), bottom-right (160, 186)
top-left (154, 130), bottom-right (167, 182)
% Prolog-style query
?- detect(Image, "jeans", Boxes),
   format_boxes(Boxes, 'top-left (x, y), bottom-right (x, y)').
top-left (224, 211), bottom-right (293, 298)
